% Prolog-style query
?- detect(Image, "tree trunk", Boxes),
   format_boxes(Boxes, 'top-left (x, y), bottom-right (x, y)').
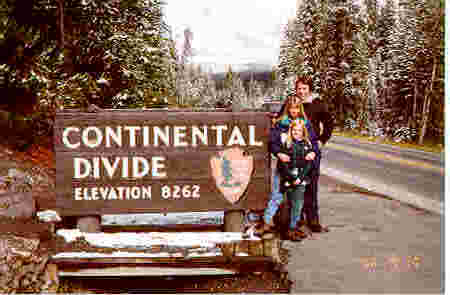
top-left (418, 58), bottom-right (437, 144)
top-left (57, 0), bottom-right (64, 50)
top-left (409, 82), bottom-right (418, 128)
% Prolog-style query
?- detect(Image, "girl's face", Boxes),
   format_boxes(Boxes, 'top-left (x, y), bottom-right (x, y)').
top-left (291, 125), bottom-right (304, 141)
top-left (288, 105), bottom-right (301, 118)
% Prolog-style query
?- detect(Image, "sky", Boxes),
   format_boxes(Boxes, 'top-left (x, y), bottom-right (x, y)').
top-left (164, 1), bottom-right (297, 73)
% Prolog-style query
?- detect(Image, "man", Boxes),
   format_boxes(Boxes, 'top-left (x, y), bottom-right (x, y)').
top-left (279, 75), bottom-right (334, 233)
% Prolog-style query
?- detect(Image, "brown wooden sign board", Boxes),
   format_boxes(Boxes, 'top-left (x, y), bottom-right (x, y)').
top-left (54, 110), bottom-right (270, 216)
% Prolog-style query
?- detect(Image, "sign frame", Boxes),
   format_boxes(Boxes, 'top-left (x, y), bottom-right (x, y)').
top-left (54, 109), bottom-right (271, 216)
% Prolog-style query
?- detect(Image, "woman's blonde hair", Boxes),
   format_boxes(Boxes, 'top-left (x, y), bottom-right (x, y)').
top-left (286, 119), bottom-right (310, 148)
top-left (277, 96), bottom-right (308, 123)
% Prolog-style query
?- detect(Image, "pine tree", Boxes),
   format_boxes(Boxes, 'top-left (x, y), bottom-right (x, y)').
top-left (385, 0), bottom-right (443, 142)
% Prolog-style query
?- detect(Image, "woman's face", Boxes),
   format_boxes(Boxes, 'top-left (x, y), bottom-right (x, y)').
top-left (288, 105), bottom-right (300, 118)
top-left (291, 125), bottom-right (304, 141)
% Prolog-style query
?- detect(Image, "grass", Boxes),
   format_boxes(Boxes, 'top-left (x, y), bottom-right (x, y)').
top-left (333, 130), bottom-right (444, 154)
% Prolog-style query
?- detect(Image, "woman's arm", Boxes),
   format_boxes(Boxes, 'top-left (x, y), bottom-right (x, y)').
top-left (269, 125), bottom-right (283, 157)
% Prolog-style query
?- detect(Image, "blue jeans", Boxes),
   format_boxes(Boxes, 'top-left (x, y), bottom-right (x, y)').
top-left (264, 169), bottom-right (283, 224)
top-left (287, 185), bottom-right (306, 229)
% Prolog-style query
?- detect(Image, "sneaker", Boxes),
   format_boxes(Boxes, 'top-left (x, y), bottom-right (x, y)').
top-left (287, 229), bottom-right (306, 241)
top-left (255, 219), bottom-right (275, 236)
top-left (299, 224), bottom-right (313, 237)
top-left (309, 221), bottom-right (329, 233)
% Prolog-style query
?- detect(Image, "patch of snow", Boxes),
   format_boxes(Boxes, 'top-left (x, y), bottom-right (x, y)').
top-left (101, 211), bottom-right (224, 226)
top-left (37, 210), bottom-right (61, 223)
top-left (235, 252), bottom-right (250, 257)
top-left (56, 229), bottom-right (260, 249)
top-left (96, 78), bottom-right (109, 85)
top-left (52, 251), bottom-right (189, 259)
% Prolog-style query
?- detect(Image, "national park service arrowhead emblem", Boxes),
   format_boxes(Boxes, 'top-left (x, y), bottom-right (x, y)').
top-left (210, 147), bottom-right (254, 204)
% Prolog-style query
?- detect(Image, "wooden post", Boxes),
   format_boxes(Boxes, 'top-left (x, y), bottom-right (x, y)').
top-left (223, 210), bottom-right (244, 232)
top-left (77, 215), bottom-right (101, 233)
top-left (222, 210), bottom-right (244, 258)
top-left (263, 235), bottom-right (281, 263)
top-left (248, 240), bottom-right (264, 256)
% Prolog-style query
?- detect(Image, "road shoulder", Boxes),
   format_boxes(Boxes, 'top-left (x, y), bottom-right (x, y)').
top-left (285, 176), bottom-right (443, 293)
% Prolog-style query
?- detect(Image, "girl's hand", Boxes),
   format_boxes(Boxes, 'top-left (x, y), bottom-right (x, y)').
top-left (306, 152), bottom-right (316, 161)
top-left (293, 179), bottom-right (301, 185)
top-left (278, 153), bottom-right (290, 162)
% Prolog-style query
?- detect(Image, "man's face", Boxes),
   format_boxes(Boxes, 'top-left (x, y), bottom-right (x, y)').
top-left (296, 81), bottom-right (311, 101)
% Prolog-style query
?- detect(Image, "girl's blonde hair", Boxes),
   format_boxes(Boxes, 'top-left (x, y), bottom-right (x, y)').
top-left (277, 96), bottom-right (308, 123)
top-left (286, 119), bottom-right (310, 148)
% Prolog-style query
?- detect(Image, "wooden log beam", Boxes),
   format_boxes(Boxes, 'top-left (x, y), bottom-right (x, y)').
top-left (102, 224), bottom-right (222, 233)
top-left (0, 221), bottom-right (54, 240)
top-left (51, 256), bottom-right (277, 274)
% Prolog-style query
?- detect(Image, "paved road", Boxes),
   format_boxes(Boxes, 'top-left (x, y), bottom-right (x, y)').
top-left (285, 175), bottom-right (443, 293)
top-left (330, 136), bottom-right (444, 166)
top-left (321, 136), bottom-right (444, 214)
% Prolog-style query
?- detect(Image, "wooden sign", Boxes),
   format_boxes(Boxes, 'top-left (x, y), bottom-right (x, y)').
top-left (54, 110), bottom-right (270, 216)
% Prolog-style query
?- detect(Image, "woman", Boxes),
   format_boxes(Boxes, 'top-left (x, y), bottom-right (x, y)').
top-left (258, 96), bottom-right (319, 238)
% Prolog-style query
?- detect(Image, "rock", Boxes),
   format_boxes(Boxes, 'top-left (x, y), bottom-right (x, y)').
top-left (8, 168), bottom-right (33, 192)
top-left (0, 235), bottom-right (40, 255)
top-left (0, 234), bottom-right (58, 293)
top-left (0, 192), bottom-right (35, 219)
top-left (33, 189), bottom-right (57, 211)
top-left (0, 176), bottom-right (7, 194)
top-left (8, 168), bottom-right (29, 180)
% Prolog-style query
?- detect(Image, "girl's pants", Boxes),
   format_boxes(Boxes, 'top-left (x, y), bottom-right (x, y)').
top-left (287, 185), bottom-right (306, 229)
top-left (263, 158), bottom-right (305, 229)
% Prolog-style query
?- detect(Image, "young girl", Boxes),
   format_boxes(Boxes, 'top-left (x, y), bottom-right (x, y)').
top-left (278, 119), bottom-right (314, 241)
top-left (259, 97), bottom-right (319, 238)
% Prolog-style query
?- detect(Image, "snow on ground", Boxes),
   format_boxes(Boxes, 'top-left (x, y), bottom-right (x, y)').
top-left (54, 229), bottom-right (258, 259)
top-left (56, 229), bottom-right (260, 249)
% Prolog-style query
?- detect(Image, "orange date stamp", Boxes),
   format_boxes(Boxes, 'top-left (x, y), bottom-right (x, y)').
top-left (360, 255), bottom-right (422, 272)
